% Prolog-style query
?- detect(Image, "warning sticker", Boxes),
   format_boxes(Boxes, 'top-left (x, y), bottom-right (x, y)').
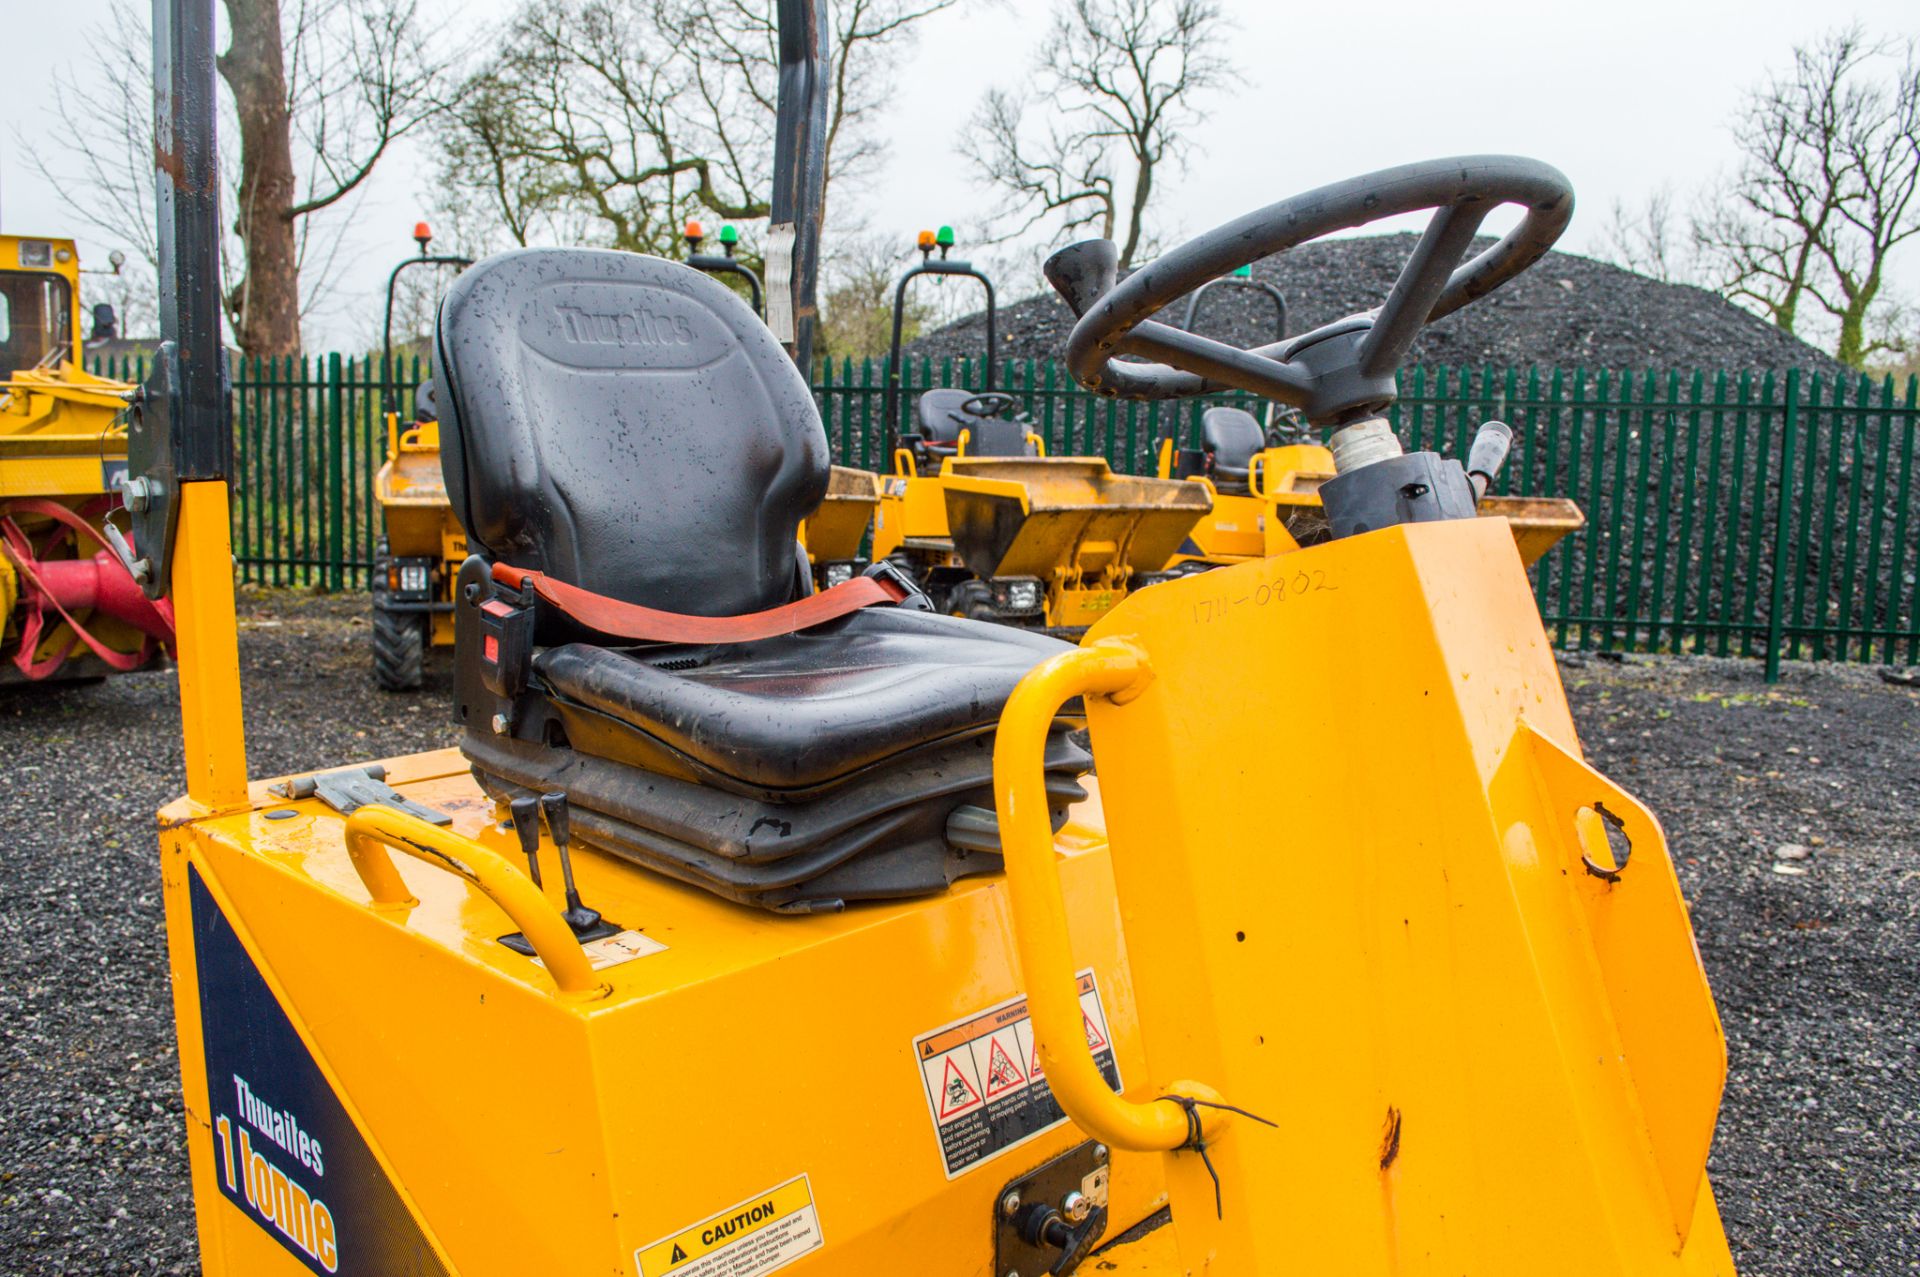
top-left (530, 928), bottom-right (667, 973)
top-left (636, 1175), bottom-right (822, 1277)
top-left (913, 971), bottom-right (1120, 1178)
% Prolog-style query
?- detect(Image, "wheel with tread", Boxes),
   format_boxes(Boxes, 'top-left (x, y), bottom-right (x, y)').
top-left (371, 601), bottom-right (425, 691)
top-left (946, 580), bottom-right (998, 623)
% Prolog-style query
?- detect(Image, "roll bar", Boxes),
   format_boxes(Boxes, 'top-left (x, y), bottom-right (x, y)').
top-left (768, 0), bottom-right (829, 373)
top-left (381, 248), bottom-right (473, 418)
top-left (1180, 273), bottom-right (1288, 344)
top-left (881, 257), bottom-right (996, 465)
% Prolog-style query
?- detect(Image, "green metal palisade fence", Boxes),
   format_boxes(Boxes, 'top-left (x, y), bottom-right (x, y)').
top-left (90, 353), bottom-right (1920, 672)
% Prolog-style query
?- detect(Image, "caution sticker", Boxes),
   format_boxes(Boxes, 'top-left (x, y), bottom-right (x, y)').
top-left (913, 971), bottom-right (1120, 1178)
top-left (636, 1175), bottom-right (822, 1277)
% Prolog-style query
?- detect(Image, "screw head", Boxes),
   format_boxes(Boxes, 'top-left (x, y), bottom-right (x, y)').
top-left (1093, 1144), bottom-right (1108, 1164)
top-left (999, 1190), bottom-right (1021, 1219)
top-left (490, 712), bottom-right (510, 735)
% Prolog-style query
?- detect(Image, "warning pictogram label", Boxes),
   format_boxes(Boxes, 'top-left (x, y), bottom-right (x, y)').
top-left (636, 1175), bottom-right (822, 1277)
top-left (983, 1036), bottom-right (1025, 1098)
top-left (937, 1056), bottom-right (982, 1118)
top-left (913, 971), bottom-right (1121, 1179)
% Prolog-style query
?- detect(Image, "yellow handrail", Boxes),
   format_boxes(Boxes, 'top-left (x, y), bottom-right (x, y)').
top-left (992, 639), bottom-right (1230, 1151)
top-left (342, 805), bottom-right (608, 1000)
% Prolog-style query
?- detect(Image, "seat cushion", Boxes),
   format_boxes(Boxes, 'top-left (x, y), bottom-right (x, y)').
top-left (435, 248), bottom-right (827, 616)
top-left (531, 606), bottom-right (1075, 793)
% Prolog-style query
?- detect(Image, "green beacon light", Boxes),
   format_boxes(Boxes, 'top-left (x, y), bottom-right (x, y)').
top-left (718, 224), bottom-right (740, 257)
top-left (1232, 262), bottom-right (1253, 278)
top-left (936, 225), bottom-right (955, 257)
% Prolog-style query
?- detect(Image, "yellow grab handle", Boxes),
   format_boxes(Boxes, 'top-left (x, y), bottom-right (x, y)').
top-left (1248, 451), bottom-right (1268, 499)
top-left (993, 639), bottom-right (1230, 1152)
top-left (343, 805), bottom-right (608, 1000)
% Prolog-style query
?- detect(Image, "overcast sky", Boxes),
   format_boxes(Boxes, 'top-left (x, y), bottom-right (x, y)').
top-left (3, 0), bottom-right (1916, 348)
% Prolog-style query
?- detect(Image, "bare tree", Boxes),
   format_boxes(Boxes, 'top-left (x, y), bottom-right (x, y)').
top-left (25, 0), bottom-right (452, 356)
top-left (962, 0), bottom-right (1236, 270)
top-left (815, 233), bottom-right (938, 361)
top-left (1697, 27), bottom-right (1920, 366)
top-left (1596, 187), bottom-right (1694, 284)
top-left (222, 0), bottom-right (451, 354)
top-left (23, 0), bottom-right (160, 284)
top-left (435, 0), bottom-right (953, 257)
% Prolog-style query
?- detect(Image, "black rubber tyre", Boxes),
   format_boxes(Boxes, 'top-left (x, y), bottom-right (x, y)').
top-left (371, 601), bottom-right (425, 691)
top-left (946, 579), bottom-right (999, 622)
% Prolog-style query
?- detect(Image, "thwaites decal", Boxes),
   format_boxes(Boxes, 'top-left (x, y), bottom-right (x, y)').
top-left (190, 866), bottom-right (449, 1275)
top-left (913, 970), bottom-right (1120, 1178)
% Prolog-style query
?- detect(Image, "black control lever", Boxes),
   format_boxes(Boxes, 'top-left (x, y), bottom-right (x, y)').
top-left (1015, 1201), bottom-right (1107, 1275)
top-left (540, 792), bottom-right (612, 938)
top-left (1466, 419), bottom-right (1513, 504)
top-left (510, 795), bottom-right (543, 887)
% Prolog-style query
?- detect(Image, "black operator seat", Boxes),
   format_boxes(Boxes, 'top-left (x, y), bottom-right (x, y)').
top-left (911, 388), bottom-right (1034, 474)
top-left (436, 249), bottom-right (1089, 912)
top-left (1201, 407), bottom-right (1264, 495)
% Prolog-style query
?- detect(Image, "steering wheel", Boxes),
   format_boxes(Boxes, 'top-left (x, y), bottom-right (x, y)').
top-left (1045, 156), bottom-right (1573, 425)
top-left (959, 392), bottom-right (1019, 419)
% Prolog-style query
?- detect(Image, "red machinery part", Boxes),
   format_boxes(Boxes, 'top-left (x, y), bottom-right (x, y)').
top-left (0, 496), bottom-right (177, 680)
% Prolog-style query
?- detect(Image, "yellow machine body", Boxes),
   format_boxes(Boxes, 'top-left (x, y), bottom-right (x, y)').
top-left (1157, 436), bottom-right (1587, 570)
top-left (797, 464), bottom-right (882, 584)
top-left (0, 234), bottom-right (160, 682)
top-left (156, 459), bottom-right (1737, 1273)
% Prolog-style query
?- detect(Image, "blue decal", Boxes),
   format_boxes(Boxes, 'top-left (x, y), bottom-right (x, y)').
top-left (189, 866), bottom-right (449, 1275)
top-left (101, 459), bottom-right (129, 492)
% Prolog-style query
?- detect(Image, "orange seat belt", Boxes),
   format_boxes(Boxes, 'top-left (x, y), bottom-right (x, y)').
top-left (491, 562), bottom-right (909, 645)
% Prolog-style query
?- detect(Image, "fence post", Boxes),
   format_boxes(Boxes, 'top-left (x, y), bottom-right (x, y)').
top-left (327, 352), bottom-right (345, 592)
top-left (1763, 368), bottom-right (1801, 683)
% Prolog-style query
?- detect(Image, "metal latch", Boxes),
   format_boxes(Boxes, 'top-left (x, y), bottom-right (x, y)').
top-left (993, 1140), bottom-right (1111, 1277)
top-left (269, 765), bottom-right (451, 825)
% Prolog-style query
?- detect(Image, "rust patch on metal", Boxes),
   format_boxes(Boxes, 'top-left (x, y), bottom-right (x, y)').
top-left (1378, 1105), bottom-right (1403, 1170)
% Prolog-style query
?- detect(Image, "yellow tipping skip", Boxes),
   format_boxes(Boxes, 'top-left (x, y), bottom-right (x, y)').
top-left (994, 516), bottom-right (1736, 1274)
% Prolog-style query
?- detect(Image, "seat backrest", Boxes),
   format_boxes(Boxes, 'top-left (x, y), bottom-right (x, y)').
top-left (1202, 407), bottom-right (1264, 478)
top-left (436, 249), bottom-right (827, 616)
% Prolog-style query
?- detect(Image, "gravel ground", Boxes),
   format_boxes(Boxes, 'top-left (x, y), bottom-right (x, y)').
top-left (0, 592), bottom-right (1913, 1274)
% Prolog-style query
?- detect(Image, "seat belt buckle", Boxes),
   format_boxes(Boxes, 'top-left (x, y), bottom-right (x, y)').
top-left (862, 559), bottom-right (934, 612)
top-left (478, 585), bottom-right (536, 696)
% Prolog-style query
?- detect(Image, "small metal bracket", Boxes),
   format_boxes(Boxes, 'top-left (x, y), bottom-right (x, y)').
top-left (992, 1141), bottom-right (1111, 1277)
top-left (269, 765), bottom-right (452, 825)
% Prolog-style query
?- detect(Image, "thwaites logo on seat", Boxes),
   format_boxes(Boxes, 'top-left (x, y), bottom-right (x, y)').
top-left (913, 971), bottom-right (1120, 1178)
top-left (189, 867), bottom-right (449, 1276)
top-left (554, 303), bottom-right (696, 347)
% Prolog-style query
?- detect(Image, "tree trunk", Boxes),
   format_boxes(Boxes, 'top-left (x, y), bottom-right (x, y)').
top-left (219, 0), bottom-right (302, 357)
top-left (1118, 154), bottom-right (1152, 270)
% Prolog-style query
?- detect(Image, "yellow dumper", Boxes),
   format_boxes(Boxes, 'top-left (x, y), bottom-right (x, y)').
top-left (136, 10), bottom-right (1740, 1268)
top-left (0, 233), bottom-right (172, 682)
top-left (798, 465), bottom-right (883, 587)
top-left (942, 456), bottom-right (1210, 628)
top-left (876, 232), bottom-right (1207, 630)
